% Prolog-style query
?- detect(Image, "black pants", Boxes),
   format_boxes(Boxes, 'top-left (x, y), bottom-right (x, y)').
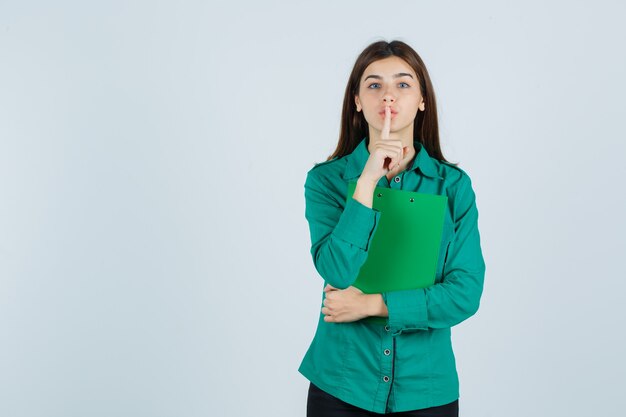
top-left (307, 382), bottom-right (459, 417)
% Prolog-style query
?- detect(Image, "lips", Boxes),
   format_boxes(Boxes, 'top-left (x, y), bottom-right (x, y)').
top-left (379, 108), bottom-right (398, 119)
top-left (379, 108), bottom-right (398, 115)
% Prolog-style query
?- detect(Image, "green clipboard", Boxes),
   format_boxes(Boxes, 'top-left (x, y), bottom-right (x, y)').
top-left (346, 181), bottom-right (448, 324)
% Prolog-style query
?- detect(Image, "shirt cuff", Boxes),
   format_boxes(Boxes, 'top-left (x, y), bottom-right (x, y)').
top-left (331, 196), bottom-right (381, 251)
top-left (382, 289), bottom-right (429, 336)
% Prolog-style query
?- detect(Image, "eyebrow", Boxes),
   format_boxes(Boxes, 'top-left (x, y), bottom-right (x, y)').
top-left (364, 72), bottom-right (414, 82)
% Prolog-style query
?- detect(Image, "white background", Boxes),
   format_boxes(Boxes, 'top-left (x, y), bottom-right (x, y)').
top-left (1, 1), bottom-right (625, 416)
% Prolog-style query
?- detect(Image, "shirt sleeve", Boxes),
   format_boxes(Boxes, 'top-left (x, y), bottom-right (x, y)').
top-left (304, 169), bottom-right (382, 289)
top-left (381, 173), bottom-right (486, 336)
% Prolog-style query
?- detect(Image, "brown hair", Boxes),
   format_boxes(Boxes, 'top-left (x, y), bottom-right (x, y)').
top-left (326, 39), bottom-right (457, 166)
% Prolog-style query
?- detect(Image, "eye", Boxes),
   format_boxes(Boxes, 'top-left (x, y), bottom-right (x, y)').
top-left (367, 82), bottom-right (411, 89)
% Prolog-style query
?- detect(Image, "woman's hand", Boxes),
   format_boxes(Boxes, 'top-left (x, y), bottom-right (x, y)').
top-left (360, 105), bottom-right (409, 184)
top-left (321, 284), bottom-right (371, 323)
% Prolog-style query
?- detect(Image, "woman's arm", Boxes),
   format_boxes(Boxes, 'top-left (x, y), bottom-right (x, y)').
top-left (304, 169), bottom-right (380, 289)
top-left (380, 173), bottom-right (486, 335)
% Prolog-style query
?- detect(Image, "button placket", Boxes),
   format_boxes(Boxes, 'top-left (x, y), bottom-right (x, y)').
top-left (381, 324), bottom-right (394, 390)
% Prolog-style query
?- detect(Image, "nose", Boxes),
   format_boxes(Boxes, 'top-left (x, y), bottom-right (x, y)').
top-left (383, 95), bottom-right (395, 104)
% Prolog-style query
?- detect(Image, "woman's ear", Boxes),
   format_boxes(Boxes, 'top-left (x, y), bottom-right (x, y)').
top-left (355, 95), bottom-right (361, 112)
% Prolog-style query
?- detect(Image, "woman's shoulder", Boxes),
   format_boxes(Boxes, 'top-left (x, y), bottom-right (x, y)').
top-left (436, 159), bottom-right (476, 196)
top-left (305, 155), bottom-right (349, 183)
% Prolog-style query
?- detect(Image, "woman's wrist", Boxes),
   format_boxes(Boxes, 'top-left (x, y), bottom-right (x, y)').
top-left (365, 294), bottom-right (388, 317)
top-left (353, 178), bottom-right (376, 208)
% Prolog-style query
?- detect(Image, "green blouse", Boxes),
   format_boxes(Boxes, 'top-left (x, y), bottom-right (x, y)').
top-left (298, 136), bottom-right (486, 413)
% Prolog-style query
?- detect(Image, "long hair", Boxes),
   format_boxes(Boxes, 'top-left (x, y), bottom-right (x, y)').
top-left (326, 40), bottom-right (456, 166)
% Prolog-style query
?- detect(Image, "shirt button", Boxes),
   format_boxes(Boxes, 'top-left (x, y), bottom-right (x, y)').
top-left (384, 349), bottom-right (391, 355)
top-left (394, 176), bottom-right (400, 183)
top-left (384, 325), bottom-right (390, 332)
top-left (383, 376), bottom-right (390, 382)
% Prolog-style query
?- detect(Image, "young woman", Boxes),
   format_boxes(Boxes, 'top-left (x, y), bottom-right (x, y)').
top-left (298, 40), bottom-right (486, 417)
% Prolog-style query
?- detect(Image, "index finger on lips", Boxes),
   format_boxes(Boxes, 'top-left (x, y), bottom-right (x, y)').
top-left (381, 105), bottom-right (391, 140)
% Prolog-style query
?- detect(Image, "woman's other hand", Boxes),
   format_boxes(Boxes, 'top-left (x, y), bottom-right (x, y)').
top-left (321, 284), bottom-right (376, 323)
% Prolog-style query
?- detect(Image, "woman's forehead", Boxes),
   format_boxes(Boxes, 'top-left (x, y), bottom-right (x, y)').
top-left (362, 57), bottom-right (416, 80)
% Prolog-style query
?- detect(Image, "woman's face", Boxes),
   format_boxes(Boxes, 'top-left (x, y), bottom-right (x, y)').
top-left (355, 56), bottom-right (425, 139)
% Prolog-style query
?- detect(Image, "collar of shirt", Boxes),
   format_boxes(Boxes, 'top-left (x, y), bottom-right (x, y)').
top-left (343, 136), bottom-right (442, 181)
